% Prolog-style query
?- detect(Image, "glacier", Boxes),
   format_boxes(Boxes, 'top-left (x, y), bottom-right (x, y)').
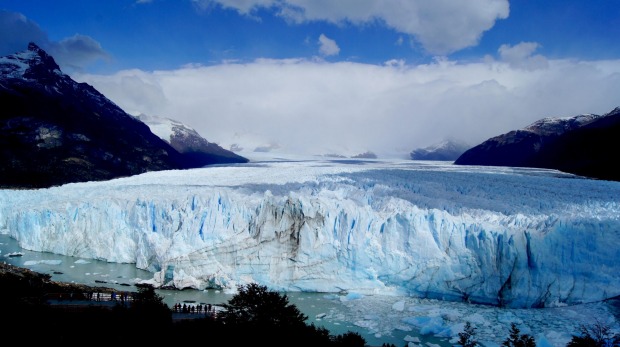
top-left (1, 158), bottom-right (619, 309)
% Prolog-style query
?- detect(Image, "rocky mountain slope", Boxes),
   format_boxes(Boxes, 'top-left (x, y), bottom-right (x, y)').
top-left (410, 140), bottom-right (470, 161)
top-left (454, 107), bottom-right (620, 182)
top-left (0, 43), bottom-right (230, 189)
top-left (135, 113), bottom-right (248, 166)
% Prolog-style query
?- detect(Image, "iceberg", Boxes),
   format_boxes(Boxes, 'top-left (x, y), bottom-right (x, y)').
top-left (1, 159), bottom-right (619, 308)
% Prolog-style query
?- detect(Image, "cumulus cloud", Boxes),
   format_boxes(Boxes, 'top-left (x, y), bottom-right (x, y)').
top-left (48, 34), bottom-right (110, 73)
top-left (80, 69), bottom-right (168, 115)
top-left (318, 34), bottom-right (340, 57)
top-left (0, 10), bottom-right (48, 56)
top-left (384, 59), bottom-right (405, 68)
top-left (498, 42), bottom-right (549, 70)
top-left (0, 10), bottom-right (109, 72)
top-left (192, 0), bottom-right (277, 14)
top-left (193, 0), bottom-right (509, 55)
top-left (74, 55), bottom-right (620, 158)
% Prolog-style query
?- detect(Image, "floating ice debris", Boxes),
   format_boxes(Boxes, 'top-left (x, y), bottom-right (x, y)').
top-left (340, 292), bottom-right (364, 301)
top-left (393, 300), bottom-right (406, 311)
top-left (23, 259), bottom-right (62, 265)
top-left (405, 335), bottom-right (421, 343)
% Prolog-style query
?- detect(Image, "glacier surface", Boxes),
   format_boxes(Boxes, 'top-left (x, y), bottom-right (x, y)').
top-left (1, 158), bottom-right (619, 308)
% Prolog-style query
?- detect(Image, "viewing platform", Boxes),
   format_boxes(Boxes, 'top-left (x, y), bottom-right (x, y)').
top-left (43, 291), bottom-right (223, 320)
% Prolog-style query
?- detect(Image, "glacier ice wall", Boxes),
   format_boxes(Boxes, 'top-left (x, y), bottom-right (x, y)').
top-left (1, 160), bottom-right (619, 308)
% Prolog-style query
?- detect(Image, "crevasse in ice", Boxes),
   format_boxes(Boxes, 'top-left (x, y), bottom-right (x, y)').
top-left (1, 159), bottom-right (618, 308)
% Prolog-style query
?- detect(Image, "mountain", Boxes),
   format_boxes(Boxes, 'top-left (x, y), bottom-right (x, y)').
top-left (409, 140), bottom-right (470, 161)
top-left (135, 114), bottom-right (248, 166)
top-left (0, 43), bottom-right (208, 189)
top-left (454, 107), bottom-right (620, 181)
top-left (351, 151), bottom-right (378, 159)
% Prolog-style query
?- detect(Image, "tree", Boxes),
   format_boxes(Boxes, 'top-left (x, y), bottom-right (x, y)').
top-left (107, 284), bottom-right (172, 343)
top-left (131, 283), bottom-right (169, 311)
top-left (218, 283), bottom-right (369, 346)
top-left (126, 283), bottom-right (172, 328)
top-left (503, 323), bottom-right (536, 347)
top-left (331, 331), bottom-right (366, 347)
top-left (219, 282), bottom-right (308, 329)
top-left (567, 320), bottom-right (620, 347)
top-left (458, 321), bottom-right (479, 347)
top-left (219, 283), bottom-right (332, 346)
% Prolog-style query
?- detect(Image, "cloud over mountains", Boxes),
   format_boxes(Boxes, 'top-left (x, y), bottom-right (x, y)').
top-left (76, 53), bottom-right (620, 157)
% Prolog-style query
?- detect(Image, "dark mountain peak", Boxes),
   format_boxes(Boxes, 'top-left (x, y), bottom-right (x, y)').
top-left (23, 42), bottom-right (62, 79)
top-left (0, 44), bottom-right (211, 189)
top-left (604, 106), bottom-right (620, 117)
top-left (523, 112), bottom-right (602, 136)
top-left (410, 139), bottom-right (470, 161)
top-left (455, 106), bottom-right (620, 182)
top-left (0, 42), bottom-right (62, 81)
top-left (26, 41), bottom-right (54, 63)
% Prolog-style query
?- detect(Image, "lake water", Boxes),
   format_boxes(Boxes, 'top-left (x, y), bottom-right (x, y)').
top-left (2, 233), bottom-right (619, 347)
top-left (0, 233), bottom-right (445, 347)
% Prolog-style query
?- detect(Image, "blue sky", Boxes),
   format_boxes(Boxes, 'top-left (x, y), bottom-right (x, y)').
top-left (1, 0), bottom-right (620, 158)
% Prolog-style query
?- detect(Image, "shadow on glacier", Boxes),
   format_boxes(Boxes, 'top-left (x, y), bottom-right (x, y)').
top-left (230, 167), bottom-right (620, 215)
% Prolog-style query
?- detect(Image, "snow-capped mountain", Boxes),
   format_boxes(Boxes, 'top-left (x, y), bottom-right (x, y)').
top-left (455, 107), bottom-right (620, 182)
top-left (522, 113), bottom-right (603, 135)
top-left (0, 43), bottom-right (207, 188)
top-left (135, 113), bottom-right (248, 165)
top-left (409, 140), bottom-right (471, 161)
top-left (1, 159), bottom-right (618, 309)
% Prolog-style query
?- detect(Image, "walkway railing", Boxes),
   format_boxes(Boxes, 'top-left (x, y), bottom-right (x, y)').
top-left (44, 291), bottom-right (133, 303)
top-left (43, 292), bottom-right (224, 318)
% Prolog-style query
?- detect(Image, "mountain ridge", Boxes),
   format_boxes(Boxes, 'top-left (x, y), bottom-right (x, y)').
top-left (135, 113), bottom-right (248, 166)
top-left (0, 42), bottom-right (233, 188)
top-left (409, 139), bottom-right (470, 161)
top-left (454, 106), bottom-right (620, 181)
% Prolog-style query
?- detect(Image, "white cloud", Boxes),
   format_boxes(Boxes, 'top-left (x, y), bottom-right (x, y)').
top-left (0, 10), bottom-right (48, 56)
top-left (0, 10), bottom-right (108, 72)
top-left (192, 0), bottom-right (277, 14)
top-left (318, 34), bottom-right (340, 57)
top-left (74, 55), bottom-right (620, 158)
top-left (384, 59), bottom-right (405, 68)
top-left (194, 0), bottom-right (509, 55)
top-left (498, 42), bottom-right (549, 70)
top-left (81, 69), bottom-right (167, 115)
top-left (48, 34), bottom-right (110, 73)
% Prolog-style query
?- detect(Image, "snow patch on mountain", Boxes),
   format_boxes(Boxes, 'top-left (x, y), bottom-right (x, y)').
top-left (523, 113), bottom-right (603, 136)
top-left (410, 140), bottom-right (471, 161)
top-left (134, 113), bottom-right (177, 143)
top-left (0, 44), bottom-right (61, 79)
top-left (134, 113), bottom-right (248, 165)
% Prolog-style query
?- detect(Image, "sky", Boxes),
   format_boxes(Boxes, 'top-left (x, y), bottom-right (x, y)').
top-left (1, 0), bottom-right (620, 158)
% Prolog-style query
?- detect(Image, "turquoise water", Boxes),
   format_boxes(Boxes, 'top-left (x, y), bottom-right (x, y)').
top-left (0, 234), bottom-right (446, 347)
top-left (4, 233), bottom-right (620, 347)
